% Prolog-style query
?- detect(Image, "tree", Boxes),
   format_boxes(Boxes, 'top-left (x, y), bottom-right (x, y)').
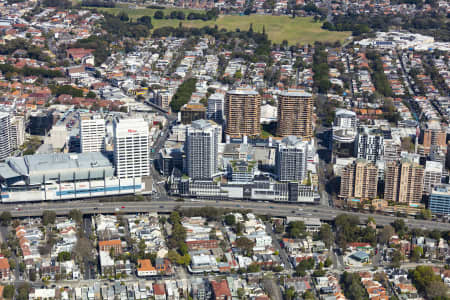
top-left (247, 263), bottom-right (261, 273)
top-left (285, 287), bottom-right (296, 300)
top-left (8, 259), bottom-right (16, 270)
top-left (234, 69), bottom-right (242, 79)
top-left (340, 272), bottom-right (368, 300)
top-left (235, 237), bottom-right (254, 256)
top-left (3, 285), bottom-right (14, 299)
top-left (17, 283), bottom-right (30, 300)
top-left (154, 10), bottom-right (164, 19)
top-left (86, 91), bottom-right (96, 99)
top-left (303, 290), bottom-right (315, 300)
top-left (410, 265), bottom-right (443, 296)
top-left (29, 269), bottom-right (37, 281)
top-left (169, 211), bottom-right (181, 224)
top-left (410, 246), bottom-right (423, 263)
top-left (391, 250), bottom-right (402, 268)
top-left (57, 251), bottom-right (71, 262)
top-left (335, 214), bottom-right (360, 249)
top-left (137, 16), bottom-right (152, 28)
top-left (170, 78), bottom-right (197, 112)
top-left (418, 209), bottom-right (432, 220)
top-left (286, 221), bottom-right (307, 239)
top-left (0, 211), bottom-right (12, 226)
top-left (42, 210), bottom-right (56, 226)
top-left (324, 257), bottom-right (333, 268)
top-left (274, 222), bottom-right (284, 234)
top-left (319, 223), bottom-right (333, 248)
top-left (224, 214), bottom-right (236, 226)
top-left (68, 209), bottom-right (83, 224)
top-left (73, 237), bottom-right (94, 263)
top-left (391, 219), bottom-right (407, 238)
top-left (378, 225), bottom-right (394, 245)
top-left (118, 11), bottom-right (129, 22)
top-left (425, 280), bottom-right (449, 299)
top-left (237, 288), bottom-right (245, 300)
top-left (295, 258), bottom-right (315, 276)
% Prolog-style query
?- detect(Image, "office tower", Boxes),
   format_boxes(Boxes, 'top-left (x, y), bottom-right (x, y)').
top-left (339, 160), bottom-right (378, 200)
top-left (422, 121), bottom-right (447, 155)
top-left (80, 114), bottom-right (106, 153)
top-left (276, 90), bottom-right (313, 138)
top-left (384, 160), bottom-right (424, 205)
top-left (156, 90), bottom-right (172, 111)
top-left (113, 118), bottom-right (150, 179)
top-left (224, 89), bottom-right (261, 137)
top-left (276, 136), bottom-right (308, 182)
top-left (207, 93), bottom-right (225, 124)
top-left (423, 160), bottom-right (442, 195)
top-left (0, 112), bottom-right (11, 160)
top-left (332, 109), bottom-right (357, 158)
top-left (355, 126), bottom-right (384, 162)
top-left (28, 110), bottom-right (53, 135)
top-left (429, 185), bottom-right (450, 215)
top-left (10, 116), bottom-right (25, 150)
top-left (185, 120), bottom-right (221, 180)
top-left (180, 104), bottom-right (206, 125)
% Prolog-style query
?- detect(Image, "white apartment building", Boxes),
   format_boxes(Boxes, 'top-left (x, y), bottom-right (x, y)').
top-left (113, 118), bottom-right (150, 179)
top-left (156, 90), bottom-right (172, 111)
top-left (423, 160), bottom-right (443, 195)
top-left (0, 112), bottom-right (11, 160)
top-left (186, 119), bottom-right (221, 180)
top-left (80, 115), bottom-right (106, 153)
top-left (355, 126), bottom-right (384, 162)
top-left (334, 109), bottom-right (357, 129)
top-left (10, 116), bottom-right (25, 150)
top-left (276, 136), bottom-right (308, 182)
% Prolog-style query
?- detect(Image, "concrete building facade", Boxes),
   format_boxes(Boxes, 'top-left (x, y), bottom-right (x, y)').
top-left (275, 136), bottom-right (308, 182)
top-left (0, 112), bottom-right (11, 161)
top-left (224, 89), bottom-right (261, 137)
top-left (113, 118), bottom-right (150, 179)
top-left (10, 115), bottom-right (25, 150)
top-left (339, 160), bottom-right (378, 201)
top-left (276, 90), bottom-right (313, 138)
top-left (186, 120), bottom-right (221, 180)
top-left (384, 160), bottom-right (424, 205)
top-left (80, 114), bottom-right (106, 153)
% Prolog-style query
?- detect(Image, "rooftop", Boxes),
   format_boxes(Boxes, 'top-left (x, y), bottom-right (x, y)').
top-left (99, 239), bottom-right (121, 247)
top-left (227, 89), bottom-right (259, 96)
top-left (137, 259), bottom-right (156, 272)
top-left (0, 152), bottom-right (113, 180)
top-left (279, 89), bottom-right (312, 97)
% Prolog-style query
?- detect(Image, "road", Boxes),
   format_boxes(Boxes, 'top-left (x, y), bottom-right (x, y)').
top-left (5, 200), bottom-right (450, 230)
top-left (265, 223), bottom-right (292, 270)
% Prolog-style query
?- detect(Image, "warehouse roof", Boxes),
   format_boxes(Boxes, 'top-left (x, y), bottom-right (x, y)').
top-left (0, 152), bottom-right (112, 180)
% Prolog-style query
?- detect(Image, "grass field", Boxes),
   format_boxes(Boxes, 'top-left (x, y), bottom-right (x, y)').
top-left (89, 7), bottom-right (351, 45)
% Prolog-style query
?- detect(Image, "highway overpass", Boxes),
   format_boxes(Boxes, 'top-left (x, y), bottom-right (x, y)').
top-left (2, 199), bottom-right (450, 231)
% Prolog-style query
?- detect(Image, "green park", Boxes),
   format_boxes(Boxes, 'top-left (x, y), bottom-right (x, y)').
top-left (87, 6), bottom-right (351, 45)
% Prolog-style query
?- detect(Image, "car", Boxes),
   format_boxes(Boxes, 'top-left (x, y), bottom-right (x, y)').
top-left (121, 206), bottom-right (125, 209)
top-left (269, 206), bottom-right (274, 209)
top-left (159, 205), bottom-right (164, 208)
